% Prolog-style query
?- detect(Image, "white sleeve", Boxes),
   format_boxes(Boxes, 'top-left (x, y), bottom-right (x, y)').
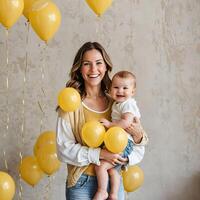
top-left (127, 145), bottom-right (145, 166)
top-left (121, 99), bottom-right (141, 118)
top-left (56, 117), bottom-right (101, 167)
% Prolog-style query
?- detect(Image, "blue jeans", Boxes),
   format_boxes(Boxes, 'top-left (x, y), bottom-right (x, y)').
top-left (115, 139), bottom-right (134, 171)
top-left (66, 174), bottom-right (125, 200)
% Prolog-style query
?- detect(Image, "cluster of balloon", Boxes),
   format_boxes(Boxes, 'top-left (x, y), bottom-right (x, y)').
top-left (82, 121), bottom-right (105, 147)
top-left (85, 0), bottom-right (113, 17)
top-left (19, 156), bottom-right (43, 186)
top-left (0, 171), bottom-right (15, 200)
top-left (104, 127), bottom-right (128, 153)
top-left (58, 87), bottom-right (81, 112)
top-left (34, 131), bottom-right (61, 176)
top-left (0, 0), bottom-right (24, 29)
top-left (28, 0), bottom-right (61, 42)
top-left (19, 131), bottom-right (60, 186)
top-left (122, 165), bottom-right (144, 192)
top-left (0, 0), bottom-right (61, 42)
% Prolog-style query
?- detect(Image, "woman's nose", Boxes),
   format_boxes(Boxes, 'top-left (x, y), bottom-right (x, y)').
top-left (90, 63), bottom-right (97, 71)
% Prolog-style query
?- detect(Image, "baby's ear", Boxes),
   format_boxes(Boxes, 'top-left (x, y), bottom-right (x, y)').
top-left (132, 88), bottom-right (136, 95)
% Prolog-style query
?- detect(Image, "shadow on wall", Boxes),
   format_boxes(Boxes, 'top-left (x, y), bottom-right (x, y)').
top-left (167, 173), bottom-right (200, 200)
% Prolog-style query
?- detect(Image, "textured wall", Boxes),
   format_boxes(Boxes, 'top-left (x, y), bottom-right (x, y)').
top-left (0, 0), bottom-right (200, 199)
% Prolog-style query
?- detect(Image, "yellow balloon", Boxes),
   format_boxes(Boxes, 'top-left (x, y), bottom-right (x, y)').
top-left (104, 127), bottom-right (128, 153)
top-left (23, 0), bottom-right (40, 20)
top-left (19, 156), bottom-right (43, 186)
top-left (29, 0), bottom-right (61, 42)
top-left (34, 130), bottom-right (56, 156)
top-left (122, 165), bottom-right (144, 192)
top-left (58, 87), bottom-right (81, 112)
top-left (85, 0), bottom-right (112, 16)
top-left (0, 0), bottom-right (24, 29)
top-left (0, 171), bottom-right (15, 200)
top-left (82, 121), bottom-right (105, 147)
top-left (36, 144), bottom-right (61, 175)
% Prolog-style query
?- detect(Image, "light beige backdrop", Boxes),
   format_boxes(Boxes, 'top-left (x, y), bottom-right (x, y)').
top-left (0, 0), bottom-right (200, 199)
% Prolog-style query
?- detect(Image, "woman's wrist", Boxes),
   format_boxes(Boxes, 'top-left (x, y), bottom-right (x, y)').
top-left (133, 134), bottom-right (143, 144)
top-left (132, 128), bottom-right (143, 144)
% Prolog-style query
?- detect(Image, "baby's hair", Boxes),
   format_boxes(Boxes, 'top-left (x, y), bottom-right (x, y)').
top-left (112, 71), bottom-right (136, 88)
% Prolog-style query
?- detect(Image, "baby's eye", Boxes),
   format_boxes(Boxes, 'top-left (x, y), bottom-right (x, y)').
top-left (123, 87), bottom-right (128, 89)
top-left (113, 87), bottom-right (118, 89)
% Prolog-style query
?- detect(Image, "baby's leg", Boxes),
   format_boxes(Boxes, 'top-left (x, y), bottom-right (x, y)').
top-left (93, 161), bottom-right (114, 200)
top-left (108, 168), bottom-right (120, 200)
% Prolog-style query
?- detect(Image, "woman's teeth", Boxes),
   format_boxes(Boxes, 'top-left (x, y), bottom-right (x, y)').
top-left (88, 74), bottom-right (99, 78)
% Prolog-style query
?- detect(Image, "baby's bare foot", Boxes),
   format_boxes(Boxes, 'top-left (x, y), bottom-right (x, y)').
top-left (93, 189), bottom-right (108, 200)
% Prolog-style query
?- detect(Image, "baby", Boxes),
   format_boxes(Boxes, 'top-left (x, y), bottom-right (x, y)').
top-left (93, 71), bottom-right (141, 200)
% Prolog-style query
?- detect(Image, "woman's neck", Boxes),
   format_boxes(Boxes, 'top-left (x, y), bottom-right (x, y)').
top-left (85, 85), bottom-right (104, 99)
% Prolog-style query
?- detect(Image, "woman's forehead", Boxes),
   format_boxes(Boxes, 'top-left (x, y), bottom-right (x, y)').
top-left (82, 49), bottom-right (103, 61)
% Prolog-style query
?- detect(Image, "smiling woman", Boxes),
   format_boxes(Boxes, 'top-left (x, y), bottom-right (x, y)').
top-left (56, 42), bottom-right (148, 200)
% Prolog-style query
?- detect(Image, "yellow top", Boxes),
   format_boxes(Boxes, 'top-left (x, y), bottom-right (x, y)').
top-left (82, 102), bottom-right (111, 176)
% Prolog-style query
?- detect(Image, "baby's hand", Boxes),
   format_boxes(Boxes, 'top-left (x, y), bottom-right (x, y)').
top-left (99, 118), bottom-right (111, 128)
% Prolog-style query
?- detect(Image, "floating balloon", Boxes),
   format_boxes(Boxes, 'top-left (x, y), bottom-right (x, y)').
top-left (58, 87), bottom-right (81, 112)
top-left (23, 0), bottom-right (40, 20)
top-left (29, 0), bottom-right (61, 42)
top-left (0, 171), bottom-right (15, 200)
top-left (19, 156), bottom-right (43, 186)
top-left (82, 121), bottom-right (105, 147)
top-left (122, 165), bottom-right (144, 192)
top-left (85, 0), bottom-right (112, 16)
top-left (36, 144), bottom-right (61, 175)
top-left (34, 130), bottom-right (56, 156)
top-left (104, 127), bottom-right (128, 153)
top-left (0, 0), bottom-right (24, 29)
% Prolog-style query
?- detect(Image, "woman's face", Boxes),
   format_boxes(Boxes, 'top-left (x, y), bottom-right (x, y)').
top-left (81, 49), bottom-right (107, 88)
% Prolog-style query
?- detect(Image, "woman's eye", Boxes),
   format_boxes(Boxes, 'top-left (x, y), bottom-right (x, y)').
top-left (97, 62), bottom-right (102, 65)
top-left (83, 62), bottom-right (89, 66)
top-left (124, 87), bottom-right (128, 89)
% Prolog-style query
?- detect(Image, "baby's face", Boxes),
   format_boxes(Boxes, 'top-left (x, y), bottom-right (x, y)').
top-left (110, 77), bottom-right (135, 103)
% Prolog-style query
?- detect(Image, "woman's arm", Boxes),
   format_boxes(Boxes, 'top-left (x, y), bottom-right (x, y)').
top-left (125, 117), bottom-right (149, 145)
top-left (128, 145), bottom-right (145, 166)
top-left (56, 117), bottom-right (101, 167)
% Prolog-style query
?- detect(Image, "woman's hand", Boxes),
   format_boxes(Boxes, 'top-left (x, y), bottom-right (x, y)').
top-left (125, 117), bottom-right (143, 144)
top-left (100, 149), bottom-right (128, 166)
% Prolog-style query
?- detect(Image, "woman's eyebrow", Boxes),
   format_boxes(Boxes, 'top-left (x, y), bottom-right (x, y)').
top-left (82, 59), bottom-right (103, 62)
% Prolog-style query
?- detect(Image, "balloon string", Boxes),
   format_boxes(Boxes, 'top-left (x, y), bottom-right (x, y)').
top-left (125, 191), bottom-right (128, 200)
top-left (3, 29), bottom-right (9, 171)
top-left (38, 44), bottom-right (47, 133)
top-left (18, 21), bottom-right (30, 200)
top-left (18, 152), bottom-right (23, 200)
top-left (95, 16), bottom-right (101, 42)
top-left (43, 175), bottom-right (54, 200)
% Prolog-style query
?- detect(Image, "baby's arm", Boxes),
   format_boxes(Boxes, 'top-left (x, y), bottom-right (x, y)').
top-left (100, 112), bottom-right (134, 129)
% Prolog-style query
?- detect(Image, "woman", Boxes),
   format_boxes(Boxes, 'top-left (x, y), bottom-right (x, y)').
top-left (56, 42), bottom-right (148, 200)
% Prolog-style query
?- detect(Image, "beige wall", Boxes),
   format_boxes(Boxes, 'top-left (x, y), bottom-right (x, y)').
top-left (0, 0), bottom-right (200, 199)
